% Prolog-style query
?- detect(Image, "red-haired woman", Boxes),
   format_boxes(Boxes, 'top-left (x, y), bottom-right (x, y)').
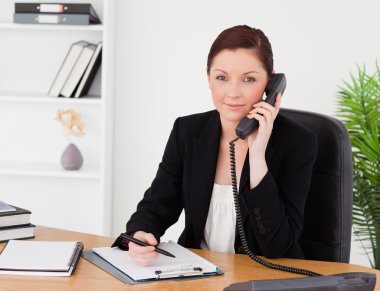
top-left (119, 25), bottom-right (317, 267)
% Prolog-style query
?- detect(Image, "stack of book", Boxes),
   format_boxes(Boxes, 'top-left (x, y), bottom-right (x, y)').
top-left (49, 41), bottom-right (102, 98)
top-left (13, 3), bottom-right (100, 25)
top-left (0, 201), bottom-right (35, 242)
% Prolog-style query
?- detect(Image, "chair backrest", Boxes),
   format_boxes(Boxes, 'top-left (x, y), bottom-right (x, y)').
top-left (280, 108), bottom-right (353, 263)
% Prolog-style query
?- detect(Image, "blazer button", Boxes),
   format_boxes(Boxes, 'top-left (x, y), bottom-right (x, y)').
top-left (254, 208), bottom-right (261, 214)
top-left (254, 214), bottom-right (262, 221)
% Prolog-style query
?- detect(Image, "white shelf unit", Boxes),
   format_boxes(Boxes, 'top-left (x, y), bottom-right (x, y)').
top-left (0, 0), bottom-right (115, 236)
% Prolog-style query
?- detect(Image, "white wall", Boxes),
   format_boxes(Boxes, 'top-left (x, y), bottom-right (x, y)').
top-left (112, 0), bottom-right (380, 268)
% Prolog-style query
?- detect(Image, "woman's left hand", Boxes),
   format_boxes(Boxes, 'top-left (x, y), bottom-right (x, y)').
top-left (246, 93), bottom-right (282, 155)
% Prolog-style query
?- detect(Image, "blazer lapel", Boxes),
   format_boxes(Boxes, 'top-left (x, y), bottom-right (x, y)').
top-left (190, 111), bottom-right (221, 245)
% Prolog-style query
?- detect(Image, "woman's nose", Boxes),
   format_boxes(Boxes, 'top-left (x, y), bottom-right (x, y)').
top-left (226, 80), bottom-right (242, 98)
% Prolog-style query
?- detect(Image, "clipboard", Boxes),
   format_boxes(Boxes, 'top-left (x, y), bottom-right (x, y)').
top-left (82, 240), bottom-right (223, 285)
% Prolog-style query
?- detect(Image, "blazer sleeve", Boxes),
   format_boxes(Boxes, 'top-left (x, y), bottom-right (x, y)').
top-left (240, 130), bottom-right (317, 258)
top-left (125, 118), bottom-right (184, 241)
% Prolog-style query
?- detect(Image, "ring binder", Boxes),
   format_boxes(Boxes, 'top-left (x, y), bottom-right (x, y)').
top-left (155, 266), bottom-right (203, 279)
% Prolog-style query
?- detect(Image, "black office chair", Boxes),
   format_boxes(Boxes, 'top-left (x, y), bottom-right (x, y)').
top-left (280, 108), bottom-right (353, 263)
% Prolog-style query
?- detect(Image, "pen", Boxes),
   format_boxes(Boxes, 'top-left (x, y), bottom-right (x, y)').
top-left (120, 233), bottom-right (176, 258)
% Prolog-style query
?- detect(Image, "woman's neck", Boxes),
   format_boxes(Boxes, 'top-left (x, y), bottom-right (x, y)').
top-left (220, 118), bottom-right (241, 142)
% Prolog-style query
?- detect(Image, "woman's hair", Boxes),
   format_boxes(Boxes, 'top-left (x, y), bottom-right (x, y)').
top-left (207, 25), bottom-right (273, 76)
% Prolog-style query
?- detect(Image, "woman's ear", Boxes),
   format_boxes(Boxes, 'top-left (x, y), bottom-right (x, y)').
top-left (207, 72), bottom-right (211, 89)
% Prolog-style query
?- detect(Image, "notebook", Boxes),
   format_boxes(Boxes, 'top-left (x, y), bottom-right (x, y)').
top-left (90, 240), bottom-right (221, 282)
top-left (0, 240), bottom-right (83, 276)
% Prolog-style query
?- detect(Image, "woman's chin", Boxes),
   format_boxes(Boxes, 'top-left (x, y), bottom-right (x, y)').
top-left (219, 111), bottom-right (247, 123)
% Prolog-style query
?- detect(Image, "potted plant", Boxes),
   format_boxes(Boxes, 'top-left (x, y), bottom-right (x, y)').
top-left (56, 108), bottom-right (85, 170)
top-left (337, 63), bottom-right (380, 269)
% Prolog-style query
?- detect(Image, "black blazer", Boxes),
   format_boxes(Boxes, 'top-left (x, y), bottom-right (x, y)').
top-left (125, 110), bottom-right (317, 259)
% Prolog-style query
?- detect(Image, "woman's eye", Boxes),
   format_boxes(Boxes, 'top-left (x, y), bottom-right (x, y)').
top-left (243, 76), bottom-right (256, 82)
top-left (216, 75), bottom-right (228, 81)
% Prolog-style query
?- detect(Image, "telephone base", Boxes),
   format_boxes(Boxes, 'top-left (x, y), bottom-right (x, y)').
top-left (223, 272), bottom-right (376, 291)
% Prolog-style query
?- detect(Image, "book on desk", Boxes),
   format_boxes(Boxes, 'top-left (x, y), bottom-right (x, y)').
top-left (0, 240), bottom-right (83, 276)
top-left (0, 201), bottom-right (35, 242)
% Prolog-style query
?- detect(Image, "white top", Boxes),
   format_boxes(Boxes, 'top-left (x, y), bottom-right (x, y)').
top-left (200, 183), bottom-right (236, 253)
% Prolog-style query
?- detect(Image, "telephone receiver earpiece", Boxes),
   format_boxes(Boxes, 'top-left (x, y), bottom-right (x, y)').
top-left (235, 73), bottom-right (286, 140)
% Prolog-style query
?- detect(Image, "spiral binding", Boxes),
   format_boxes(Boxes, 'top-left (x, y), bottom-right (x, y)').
top-left (229, 138), bottom-right (322, 277)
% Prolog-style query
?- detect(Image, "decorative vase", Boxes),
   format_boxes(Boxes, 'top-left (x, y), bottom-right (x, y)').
top-left (60, 143), bottom-right (83, 170)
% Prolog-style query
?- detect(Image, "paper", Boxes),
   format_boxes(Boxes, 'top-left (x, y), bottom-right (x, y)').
top-left (93, 240), bottom-right (219, 281)
top-left (0, 240), bottom-right (80, 276)
top-left (0, 201), bottom-right (16, 213)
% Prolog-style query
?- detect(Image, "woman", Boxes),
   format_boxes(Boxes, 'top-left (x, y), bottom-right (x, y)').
top-left (119, 25), bottom-right (317, 267)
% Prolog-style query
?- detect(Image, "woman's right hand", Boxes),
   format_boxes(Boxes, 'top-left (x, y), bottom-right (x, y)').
top-left (128, 231), bottom-right (160, 267)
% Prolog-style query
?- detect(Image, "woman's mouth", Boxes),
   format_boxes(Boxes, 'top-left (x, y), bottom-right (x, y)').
top-left (225, 103), bottom-right (244, 110)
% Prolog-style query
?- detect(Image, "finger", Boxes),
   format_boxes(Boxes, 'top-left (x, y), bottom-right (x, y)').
top-left (252, 94), bottom-right (281, 118)
top-left (131, 251), bottom-right (160, 267)
top-left (144, 233), bottom-right (158, 246)
top-left (130, 248), bottom-right (159, 260)
top-left (248, 107), bottom-right (274, 122)
top-left (247, 113), bottom-right (271, 133)
top-left (274, 93), bottom-right (282, 112)
top-left (253, 101), bottom-right (276, 112)
top-left (129, 242), bottom-right (155, 254)
top-left (248, 113), bottom-right (265, 128)
top-left (250, 108), bottom-right (273, 125)
top-left (134, 232), bottom-right (158, 246)
top-left (133, 231), bottom-right (147, 241)
top-left (274, 93), bottom-right (282, 109)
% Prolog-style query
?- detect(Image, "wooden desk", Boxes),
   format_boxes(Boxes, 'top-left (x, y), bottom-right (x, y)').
top-left (1, 226), bottom-right (379, 290)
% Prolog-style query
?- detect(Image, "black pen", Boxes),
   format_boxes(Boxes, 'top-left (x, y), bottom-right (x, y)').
top-left (120, 233), bottom-right (176, 258)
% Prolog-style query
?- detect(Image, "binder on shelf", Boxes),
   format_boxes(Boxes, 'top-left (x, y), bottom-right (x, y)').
top-left (15, 3), bottom-right (100, 23)
top-left (60, 44), bottom-right (96, 98)
top-left (0, 205), bottom-right (31, 228)
top-left (14, 13), bottom-right (99, 25)
top-left (0, 240), bottom-right (83, 276)
top-left (83, 240), bottom-right (222, 284)
top-left (48, 41), bottom-right (89, 97)
top-left (0, 224), bottom-right (35, 242)
top-left (74, 42), bottom-right (102, 98)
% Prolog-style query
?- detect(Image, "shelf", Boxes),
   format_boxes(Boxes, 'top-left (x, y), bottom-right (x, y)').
top-left (0, 22), bottom-right (103, 31)
top-left (0, 161), bottom-right (101, 179)
top-left (0, 92), bottom-right (102, 105)
top-left (0, 0), bottom-right (114, 235)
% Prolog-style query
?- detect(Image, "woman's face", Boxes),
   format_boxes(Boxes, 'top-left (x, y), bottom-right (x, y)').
top-left (208, 48), bottom-right (269, 124)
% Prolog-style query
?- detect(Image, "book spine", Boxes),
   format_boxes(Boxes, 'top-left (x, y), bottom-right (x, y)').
top-left (74, 43), bottom-right (102, 98)
top-left (48, 41), bottom-right (88, 97)
top-left (14, 13), bottom-right (92, 25)
top-left (61, 45), bottom-right (95, 97)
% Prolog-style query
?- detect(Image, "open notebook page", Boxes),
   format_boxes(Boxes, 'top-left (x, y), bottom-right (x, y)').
top-left (93, 240), bottom-right (219, 281)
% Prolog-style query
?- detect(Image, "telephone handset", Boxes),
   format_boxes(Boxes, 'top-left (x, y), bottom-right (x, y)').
top-left (229, 73), bottom-right (321, 277)
top-left (235, 73), bottom-right (287, 140)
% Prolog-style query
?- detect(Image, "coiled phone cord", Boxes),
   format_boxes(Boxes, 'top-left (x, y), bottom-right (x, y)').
top-left (229, 137), bottom-right (322, 277)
